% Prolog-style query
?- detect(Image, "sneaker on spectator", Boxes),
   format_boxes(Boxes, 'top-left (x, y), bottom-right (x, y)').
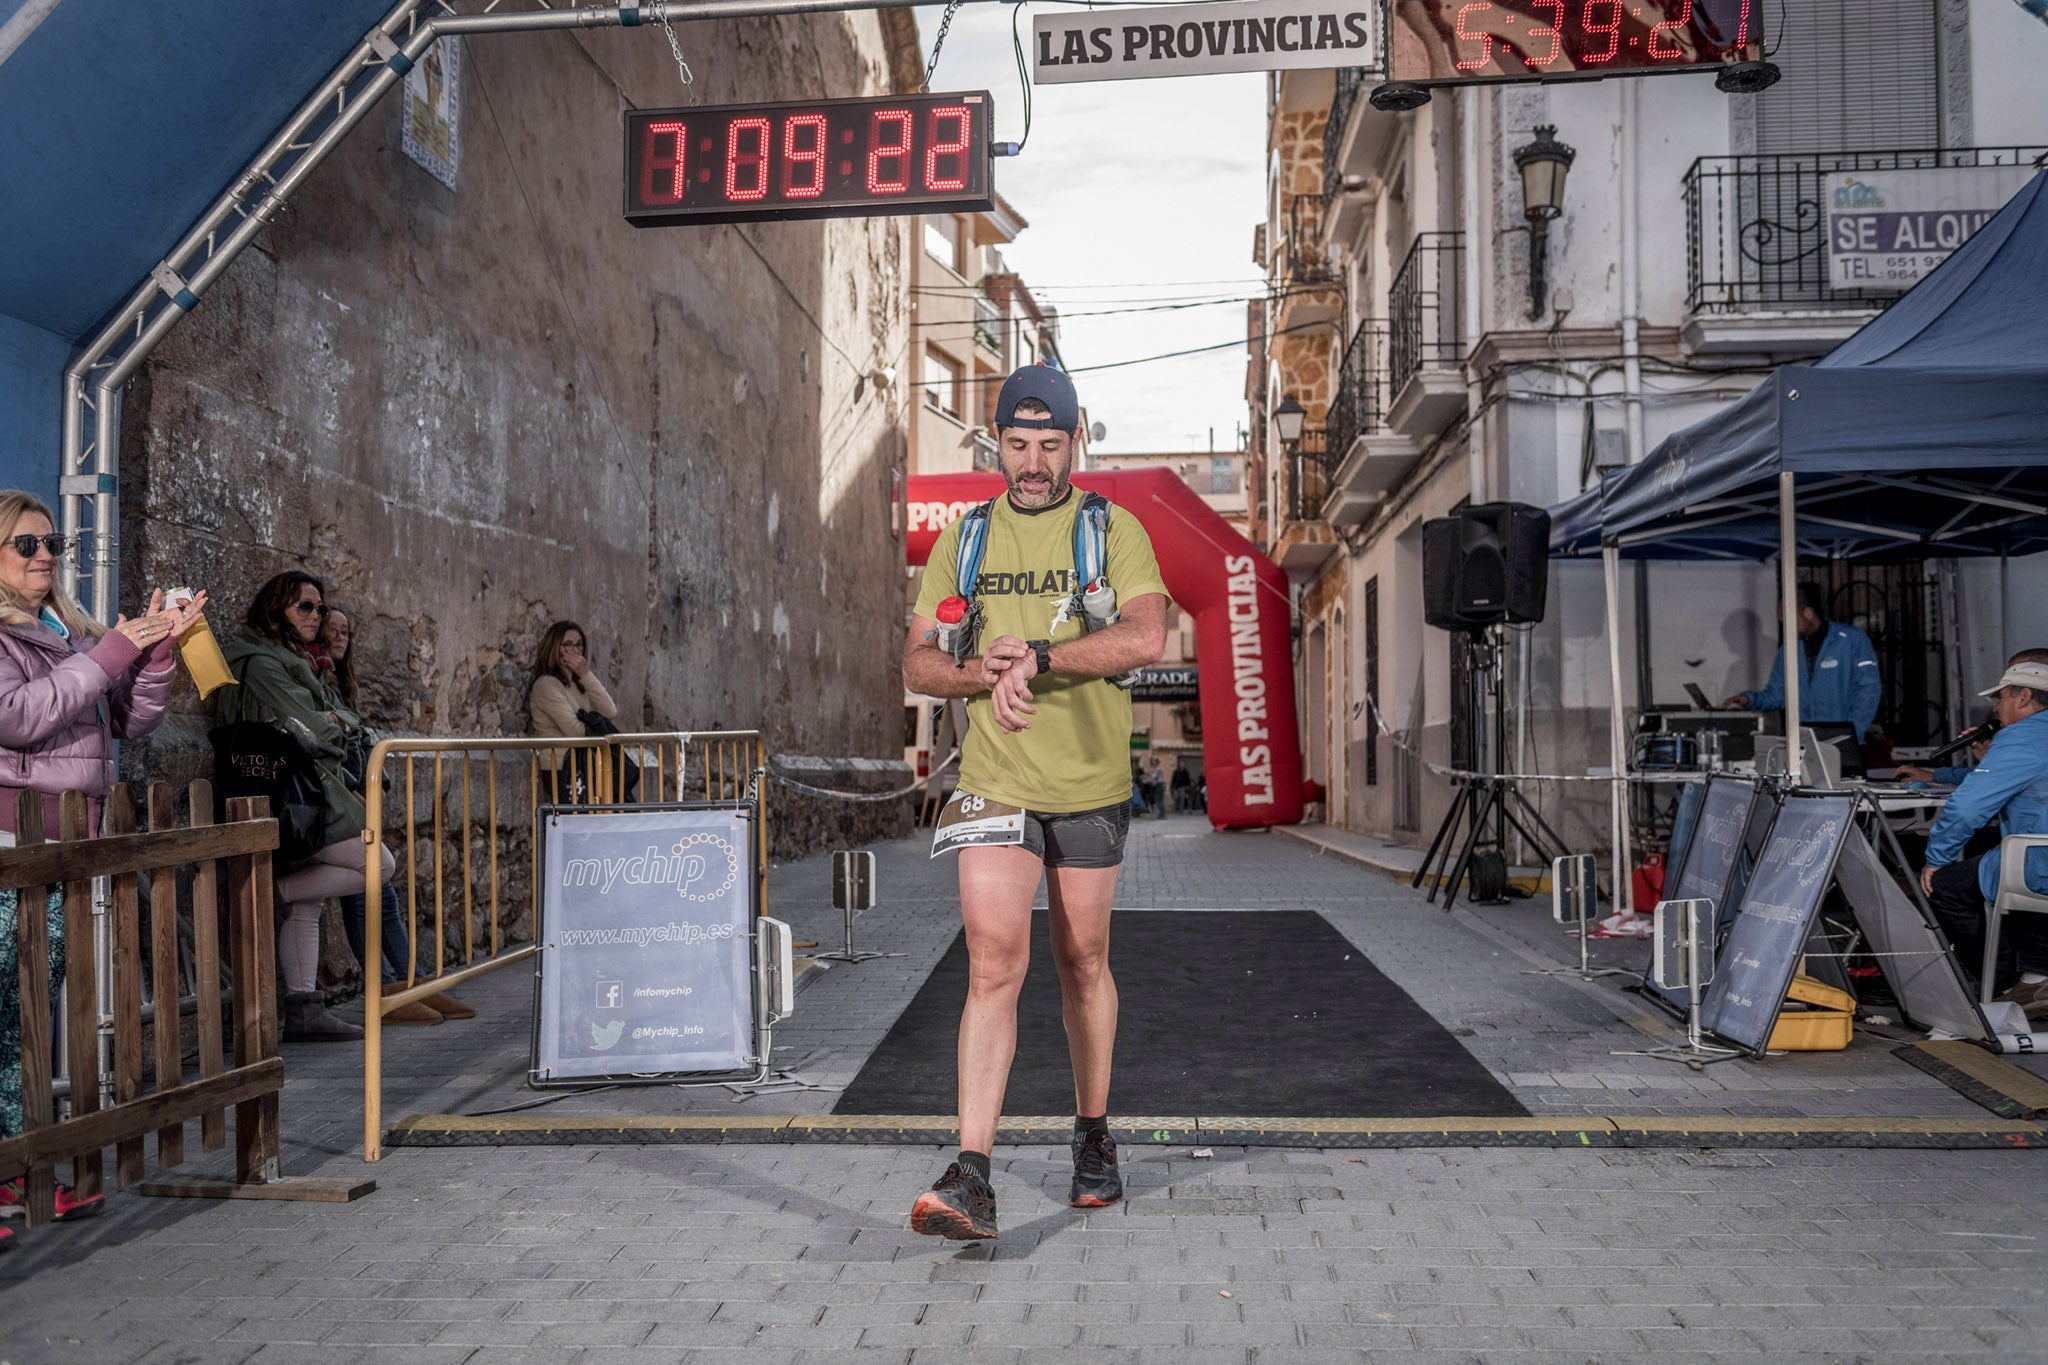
top-left (0, 1177), bottom-right (104, 1222)
top-left (420, 991), bottom-right (475, 1019)
top-left (1995, 978), bottom-right (2048, 1010)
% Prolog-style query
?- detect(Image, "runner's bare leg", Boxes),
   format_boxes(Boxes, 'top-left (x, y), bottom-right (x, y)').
top-left (956, 845), bottom-right (1042, 1154)
top-left (1047, 864), bottom-right (1119, 1118)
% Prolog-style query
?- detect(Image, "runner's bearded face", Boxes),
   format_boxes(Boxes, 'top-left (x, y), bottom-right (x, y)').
top-left (999, 426), bottom-right (1075, 510)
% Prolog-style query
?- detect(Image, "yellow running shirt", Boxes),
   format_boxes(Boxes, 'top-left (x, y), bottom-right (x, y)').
top-left (915, 490), bottom-right (1171, 813)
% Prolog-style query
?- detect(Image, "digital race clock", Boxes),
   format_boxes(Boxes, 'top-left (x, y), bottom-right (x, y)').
top-left (623, 91), bottom-right (995, 228)
top-left (1387, 0), bottom-right (1759, 84)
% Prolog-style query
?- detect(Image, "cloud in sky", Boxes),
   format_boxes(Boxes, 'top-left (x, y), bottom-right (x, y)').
top-left (915, 3), bottom-right (1267, 455)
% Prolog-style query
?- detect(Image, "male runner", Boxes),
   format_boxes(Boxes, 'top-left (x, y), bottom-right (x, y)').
top-left (901, 363), bottom-right (1169, 1240)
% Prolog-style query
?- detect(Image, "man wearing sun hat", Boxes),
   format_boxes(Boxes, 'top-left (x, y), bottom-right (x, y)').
top-left (1921, 657), bottom-right (2048, 1010)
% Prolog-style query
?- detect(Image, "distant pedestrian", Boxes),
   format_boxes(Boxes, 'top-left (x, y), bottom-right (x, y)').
top-left (0, 489), bottom-right (199, 1234)
top-left (1143, 756), bottom-right (1166, 819)
top-left (528, 620), bottom-right (633, 802)
top-left (1170, 764), bottom-right (1191, 812)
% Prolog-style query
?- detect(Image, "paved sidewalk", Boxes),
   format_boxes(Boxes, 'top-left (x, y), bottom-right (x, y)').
top-left (5, 814), bottom-right (2047, 1362)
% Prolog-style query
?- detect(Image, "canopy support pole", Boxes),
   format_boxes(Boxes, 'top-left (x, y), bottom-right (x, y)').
top-left (1780, 471), bottom-right (1803, 784)
top-left (1603, 543), bottom-right (1632, 912)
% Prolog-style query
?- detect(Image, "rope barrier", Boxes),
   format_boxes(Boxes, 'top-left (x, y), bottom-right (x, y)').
top-left (768, 750), bottom-right (959, 803)
top-left (1356, 696), bottom-right (1651, 785)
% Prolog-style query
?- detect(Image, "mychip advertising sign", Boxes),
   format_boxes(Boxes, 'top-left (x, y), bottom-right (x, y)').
top-left (1825, 165), bottom-right (2033, 292)
top-left (532, 806), bottom-right (757, 1084)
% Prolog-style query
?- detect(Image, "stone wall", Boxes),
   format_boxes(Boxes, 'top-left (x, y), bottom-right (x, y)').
top-left (116, 16), bottom-right (921, 871)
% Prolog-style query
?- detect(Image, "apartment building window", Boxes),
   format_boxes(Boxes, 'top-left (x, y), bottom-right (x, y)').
top-left (923, 214), bottom-right (965, 274)
top-left (1754, 0), bottom-right (1940, 152)
top-left (1363, 576), bottom-right (1379, 787)
top-left (923, 348), bottom-right (963, 417)
top-left (1209, 456), bottom-right (1236, 495)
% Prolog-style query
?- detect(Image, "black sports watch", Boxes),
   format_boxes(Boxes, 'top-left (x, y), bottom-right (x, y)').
top-left (1028, 639), bottom-right (1053, 676)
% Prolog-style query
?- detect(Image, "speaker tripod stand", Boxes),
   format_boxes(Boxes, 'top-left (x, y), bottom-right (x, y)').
top-left (1412, 625), bottom-right (1569, 911)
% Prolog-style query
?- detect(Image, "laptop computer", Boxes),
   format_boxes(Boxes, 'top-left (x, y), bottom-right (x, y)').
top-left (1683, 682), bottom-right (1718, 711)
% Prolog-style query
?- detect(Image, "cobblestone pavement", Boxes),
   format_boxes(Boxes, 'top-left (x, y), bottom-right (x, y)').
top-left (4, 815), bottom-right (2047, 1363)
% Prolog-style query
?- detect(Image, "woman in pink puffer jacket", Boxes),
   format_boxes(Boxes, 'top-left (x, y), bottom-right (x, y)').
top-left (0, 489), bottom-right (204, 1243)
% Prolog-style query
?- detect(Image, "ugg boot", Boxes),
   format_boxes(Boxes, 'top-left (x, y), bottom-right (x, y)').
top-left (282, 992), bottom-right (365, 1042)
top-left (420, 991), bottom-right (475, 1020)
top-left (385, 1000), bottom-right (444, 1026)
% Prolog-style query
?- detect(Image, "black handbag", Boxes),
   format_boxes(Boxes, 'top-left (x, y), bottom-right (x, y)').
top-left (557, 708), bottom-right (639, 802)
top-left (209, 722), bottom-right (329, 864)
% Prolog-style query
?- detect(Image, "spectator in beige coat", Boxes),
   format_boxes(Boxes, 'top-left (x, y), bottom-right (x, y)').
top-left (529, 621), bottom-right (621, 801)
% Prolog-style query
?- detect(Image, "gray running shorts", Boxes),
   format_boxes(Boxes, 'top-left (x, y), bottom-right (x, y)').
top-left (1019, 799), bottom-right (1131, 869)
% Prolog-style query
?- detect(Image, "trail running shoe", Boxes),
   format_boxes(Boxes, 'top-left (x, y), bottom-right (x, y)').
top-left (909, 1162), bottom-right (998, 1240)
top-left (1069, 1130), bottom-right (1123, 1208)
top-left (0, 1177), bottom-right (103, 1222)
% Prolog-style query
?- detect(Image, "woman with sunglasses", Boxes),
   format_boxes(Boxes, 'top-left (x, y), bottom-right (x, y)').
top-left (214, 573), bottom-right (468, 1039)
top-left (0, 489), bottom-right (199, 1238)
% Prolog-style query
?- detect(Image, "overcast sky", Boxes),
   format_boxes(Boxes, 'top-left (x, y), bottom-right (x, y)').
top-left (914, 3), bottom-right (1266, 455)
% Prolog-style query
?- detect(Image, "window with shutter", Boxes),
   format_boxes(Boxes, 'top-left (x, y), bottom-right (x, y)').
top-left (1755, 0), bottom-right (1942, 153)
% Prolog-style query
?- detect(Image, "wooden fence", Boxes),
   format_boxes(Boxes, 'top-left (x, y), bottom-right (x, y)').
top-left (0, 783), bottom-right (372, 1236)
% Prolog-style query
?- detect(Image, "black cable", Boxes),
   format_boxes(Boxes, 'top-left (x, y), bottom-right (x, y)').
top-left (1010, 0), bottom-right (1032, 152)
top-left (465, 1084), bottom-right (621, 1117)
top-left (1063, 318), bottom-right (1330, 375)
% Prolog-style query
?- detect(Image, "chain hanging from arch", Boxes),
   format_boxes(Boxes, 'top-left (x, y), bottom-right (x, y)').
top-left (654, 4), bottom-right (698, 101)
top-left (921, 0), bottom-right (963, 93)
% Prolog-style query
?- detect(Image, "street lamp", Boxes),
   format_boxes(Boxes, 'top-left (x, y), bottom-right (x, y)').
top-left (1274, 394), bottom-right (1306, 446)
top-left (1511, 125), bottom-right (1575, 321)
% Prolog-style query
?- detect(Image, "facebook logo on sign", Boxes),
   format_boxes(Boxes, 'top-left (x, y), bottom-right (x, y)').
top-left (596, 980), bottom-right (623, 1010)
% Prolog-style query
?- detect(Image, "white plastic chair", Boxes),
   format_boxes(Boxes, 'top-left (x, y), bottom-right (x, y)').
top-left (1980, 834), bottom-right (2048, 1005)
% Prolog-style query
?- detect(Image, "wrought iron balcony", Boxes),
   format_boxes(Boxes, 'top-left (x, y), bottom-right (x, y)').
top-left (1283, 427), bottom-right (1332, 525)
top-left (1327, 318), bottom-right (1387, 462)
top-left (1388, 233), bottom-right (1463, 394)
top-left (1685, 148), bottom-right (2047, 314)
top-left (1282, 193), bottom-right (1335, 287)
top-left (1322, 68), bottom-right (1371, 205)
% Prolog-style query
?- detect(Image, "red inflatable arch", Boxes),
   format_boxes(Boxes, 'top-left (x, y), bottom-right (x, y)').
top-left (905, 469), bottom-right (1302, 830)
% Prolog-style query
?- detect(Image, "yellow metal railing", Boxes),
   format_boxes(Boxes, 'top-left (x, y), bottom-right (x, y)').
top-left (360, 731), bottom-right (766, 1160)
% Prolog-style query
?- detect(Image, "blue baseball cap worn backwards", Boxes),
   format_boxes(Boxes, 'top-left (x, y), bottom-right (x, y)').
top-left (994, 363), bottom-right (1080, 433)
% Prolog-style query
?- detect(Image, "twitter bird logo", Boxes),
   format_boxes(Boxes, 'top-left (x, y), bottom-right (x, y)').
top-left (589, 1019), bottom-right (624, 1051)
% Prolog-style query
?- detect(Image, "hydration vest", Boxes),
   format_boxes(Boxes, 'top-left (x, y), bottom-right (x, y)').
top-left (951, 490), bottom-right (1136, 689)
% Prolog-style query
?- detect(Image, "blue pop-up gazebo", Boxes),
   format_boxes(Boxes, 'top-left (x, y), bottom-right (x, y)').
top-left (1548, 167), bottom-right (2048, 884)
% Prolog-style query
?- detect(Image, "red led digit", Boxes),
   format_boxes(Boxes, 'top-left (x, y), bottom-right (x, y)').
top-left (1647, 0), bottom-right (1693, 57)
top-left (782, 113), bottom-right (828, 198)
top-left (1453, 1), bottom-right (1495, 70)
top-left (639, 120), bottom-right (687, 205)
top-left (923, 105), bottom-right (972, 192)
top-left (867, 108), bottom-right (912, 193)
top-left (1580, 0), bottom-right (1622, 62)
top-left (1733, 0), bottom-right (1753, 51)
top-left (724, 117), bottom-right (771, 201)
top-left (1527, 0), bottom-right (1565, 65)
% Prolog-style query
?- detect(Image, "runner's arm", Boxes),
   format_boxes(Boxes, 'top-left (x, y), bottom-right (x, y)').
top-left (1037, 592), bottom-right (1168, 680)
top-left (903, 615), bottom-right (1007, 699)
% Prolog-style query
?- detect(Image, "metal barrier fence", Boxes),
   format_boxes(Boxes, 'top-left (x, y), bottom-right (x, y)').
top-left (360, 731), bottom-right (767, 1160)
top-left (1, 785), bottom-right (370, 1235)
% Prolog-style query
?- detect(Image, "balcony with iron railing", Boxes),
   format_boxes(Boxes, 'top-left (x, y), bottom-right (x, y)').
top-left (1273, 426), bottom-right (1340, 579)
top-left (1281, 193), bottom-right (1335, 287)
top-left (1322, 68), bottom-right (1370, 206)
top-left (1385, 232), bottom-right (1466, 436)
top-left (1682, 147), bottom-right (2046, 356)
top-left (1323, 318), bottom-right (1417, 525)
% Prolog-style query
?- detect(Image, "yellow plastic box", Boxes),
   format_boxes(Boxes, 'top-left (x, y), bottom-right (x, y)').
top-left (1767, 1008), bottom-right (1855, 1051)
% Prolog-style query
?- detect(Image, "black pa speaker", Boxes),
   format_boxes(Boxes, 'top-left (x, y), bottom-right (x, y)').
top-left (1422, 503), bottom-right (1550, 631)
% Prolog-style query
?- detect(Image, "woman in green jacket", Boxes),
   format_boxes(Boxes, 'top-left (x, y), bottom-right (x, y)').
top-left (214, 573), bottom-right (467, 1038)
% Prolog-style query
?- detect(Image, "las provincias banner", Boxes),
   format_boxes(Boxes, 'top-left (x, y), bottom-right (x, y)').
top-left (1032, 0), bottom-right (1379, 84)
top-left (905, 469), bottom-right (1304, 831)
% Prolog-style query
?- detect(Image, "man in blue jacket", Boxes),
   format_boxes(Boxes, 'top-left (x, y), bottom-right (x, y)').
top-left (1899, 647), bottom-right (2048, 786)
top-left (1723, 583), bottom-right (1882, 741)
top-left (1920, 659), bottom-right (2048, 1011)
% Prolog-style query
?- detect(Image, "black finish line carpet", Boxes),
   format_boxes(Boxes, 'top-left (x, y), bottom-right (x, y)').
top-left (833, 910), bottom-right (1526, 1118)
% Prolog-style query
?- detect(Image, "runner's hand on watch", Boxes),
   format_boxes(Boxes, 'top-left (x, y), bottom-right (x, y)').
top-left (990, 665), bottom-right (1037, 733)
top-left (979, 635), bottom-right (1029, 688)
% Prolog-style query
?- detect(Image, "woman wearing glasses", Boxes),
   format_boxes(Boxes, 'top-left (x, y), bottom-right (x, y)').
top-left (215, 572), bottom-right (467, 1039)
top-left (0, 489), bottom-right (198, 1235)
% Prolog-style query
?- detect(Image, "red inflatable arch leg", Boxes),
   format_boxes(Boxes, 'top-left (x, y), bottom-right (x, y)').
top-left (906, 469), bottom-right (1303, 829)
